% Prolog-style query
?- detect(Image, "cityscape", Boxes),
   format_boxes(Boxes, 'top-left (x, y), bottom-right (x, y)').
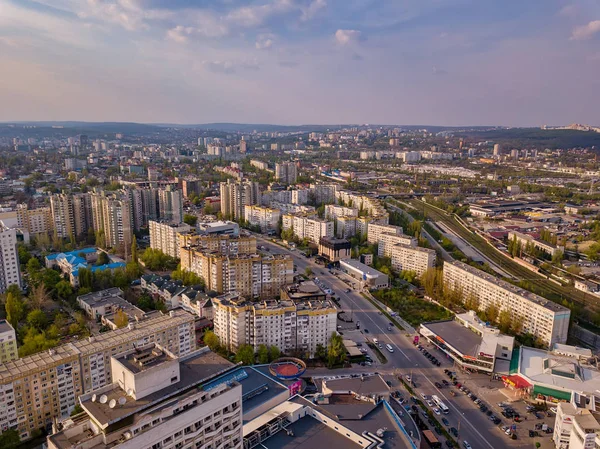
top-left (2, 2), bottom-right (600, 449)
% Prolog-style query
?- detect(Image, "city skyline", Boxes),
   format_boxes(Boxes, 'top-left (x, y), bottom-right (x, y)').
top-left (1, 0), bottom-right (599, 126)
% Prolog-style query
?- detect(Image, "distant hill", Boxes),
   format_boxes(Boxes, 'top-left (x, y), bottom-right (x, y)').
top-left (4, 121), bottom-right (162, 135)
top-left (454, 128), bottom-right (600, 149)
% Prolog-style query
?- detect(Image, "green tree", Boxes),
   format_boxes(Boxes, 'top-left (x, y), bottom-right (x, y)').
top-left (183, 214), bottom-right (198, 226)
top-left (97, 251), bottom-right (110, 266)
top-left (126, 262), bottom-right (141, 281)
top-left (55, 280), bottom-right (73, 300)
top-left (26, 257), bottom-right (42, 285)
top-left (27, 309), bottom-right (48, 331)
top-left (42, 268), bottom-right (62, 292)
top-left (315, 343), bottom-right (327, 361)
top-left (112, 269), bottom-right (128, 289)
top-left (19, 327), bottom-right (59, 357)
top-left (485, 302), bottom-right (500, 324)
top-left (5, 292), bottom-right (25, 328)
top-left (18, 244), bottom-right (32, 265)
top-left (327, 333), bottom-right (346, 368)
top-left (0, 429), bottom-right (20, 448)
top-left (257, 344), bottom-right (270, 364)
top-left (235, 344), bottom-right (255, 365)
top-left (78, 267), bottom-right (93, 289)
top-left (305, 267), bottom-right (313, 277)
top-left (171, 266), bottom-right (205, 286)
top-left (204, 330), bottom-right (220, 351)
top-left (70, 404), bottom-right (84, 416)
top-left (498, 310), bottom-right (512, 334)
top-left (269, 345), bottom-right (281, 361)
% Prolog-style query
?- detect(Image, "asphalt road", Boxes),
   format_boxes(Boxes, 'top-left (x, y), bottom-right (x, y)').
top-left (256, 235), bottom-right (524, 449)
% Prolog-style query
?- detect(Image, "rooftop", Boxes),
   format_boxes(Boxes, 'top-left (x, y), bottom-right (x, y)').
top-left (115, 345), bottom-right (174, 374)
top-left (340, 258), bottom-right (387, 278)
top-left (422, 320), bottom-right (481, 357)
top-left (262, 416), bottom-right (360, 449)
top-left (0, 319), bottom-right (14, 334)
top-left (80, 348), bottom-right (233, 427)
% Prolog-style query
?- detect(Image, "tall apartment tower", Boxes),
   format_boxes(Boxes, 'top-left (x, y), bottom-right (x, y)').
top-left (90, 192), bottom-right (134, 249)
top-left (239, 138), bottom-right (247, 153)
top-left (15, 204), bottom-right (53, 237)
top-left (220, 179), bottom-right (261, 220)
top-left (0, 225), bottom-right (22, 293)
top-left (50, 194), bottom-right (75, 239)
top-left (275, 162), bottom-right (298, 184)
top-left (72, 193), bottom-right (93, 239)
top-left (158, 186), bottom-right (184, 223)
top-left (493, 143), bottom-right (502, 157)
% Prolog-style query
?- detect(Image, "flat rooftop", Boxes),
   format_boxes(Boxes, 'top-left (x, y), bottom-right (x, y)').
top-left (0, 319), bottom-right (14, 334)
top-left (340, 258), bottom-right (386, 277)
top-left (323, 374), bottom-right (390, 397)
top-left (116, 346), bottom-right (174, 374)
top-left (81, 348), bottom-right (233, 427)
top-left (262, 417), bottom-right (361, 449)
top-left (422, 320), bottom-right (481, 357)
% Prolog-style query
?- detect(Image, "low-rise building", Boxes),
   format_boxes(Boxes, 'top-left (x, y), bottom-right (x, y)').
top-left (318, 236), bottom-right (351, 262)
top-left (507, 230), bottom-right (564, 257)
top-left (197, 220), bottom-right (239, 236)
top-left (553, 394), bottom-right (600, 449)
top-left (77, 288), bottom-right (145, 330)
top-left (419, 311), bottom-right (514, 373)
top-left (339, 259), bottom-right (389, 289)
top-left (45, 247), bottom-right (126, 287)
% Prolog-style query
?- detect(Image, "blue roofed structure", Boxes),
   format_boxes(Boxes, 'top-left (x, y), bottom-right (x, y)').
top-left (45, 247), bottom-right (126, 287)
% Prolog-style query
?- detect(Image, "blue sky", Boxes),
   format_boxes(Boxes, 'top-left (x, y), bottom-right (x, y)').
top-left (1, 0), bottom-right (599, 126)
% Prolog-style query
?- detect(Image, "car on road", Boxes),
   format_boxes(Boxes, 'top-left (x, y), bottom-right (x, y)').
top-left (420, 392), bottom-right (428, 399)
top-left (433, 408), bottom-right (441, 415)
top-left (445, 441), bottom-right (454, 448)
top-left (450, 427), bottom-right (458, 437)
top-left (426, 400), bottom-right (434, 407)
top-left (364, 329), bottom-right (369, 333)
top-left (434, 382), bottom-right (442, 388)
top-left (345, 288), bottom-right (351, 293)
top-left (462, 441), bottom-right (472, 449)
top-left (442, 380), bottom-right (449, 386)
top-left (405, 375), bottom-right (412, 383)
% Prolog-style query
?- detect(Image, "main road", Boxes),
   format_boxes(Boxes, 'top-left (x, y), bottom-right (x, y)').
top-left (256, 234), bottom-right (524, 449)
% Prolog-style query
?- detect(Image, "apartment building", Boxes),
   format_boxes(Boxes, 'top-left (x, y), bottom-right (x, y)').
top-left (380, 241), bottom-right (435, 276)
top-left (16, 204), bottom-right (53, 237)
top-left (367, 223), bottom-right (403, 244)
top-left (180, 177), bottom-right (201, 198)
top-left (149, 220), bottom-right (194, 258)
top-left (0, 320), bottom-right (17, 364)
top-left (91, 192), bottom-right (134, 249)
top-left (282, 214), bottom-right (334, 244)
top-left (377, 232), bottom-right (417, 256)
top-left (443, 260), bottom-right (571, 348)
top-left (250, 159), bottom-right (269, 171)
top-left (158, 186), bottom-right (184, 224)
top-left (244, 205), bottom-right (280, 233)
top-left (212, 292), bottom-right (337, 357)
top-left (50, 193), bottom-right (75, 239)
top-left (0, 225), bottom-right (21, 294)
top-left (309, 183), bottom-right (338, 205)
top-left (291, 188), bottom-right (308, 205)
top-left (183, 252), bottom-right (293, 299)
top-left (47, 345), bottom-right (242, 449)
top-left (324, 205), bottom-right (358, 220)
top-left (0, 310), bottom-right (195, 439)
top-left (275, 162), bottom-right (297, 184)
top-left (220, 179), bottom-right (261, 220)
top-left (72, 193), bottom-right (93, 239)
top-left (507, 230), bottom-right (565, 257)
top-left (179, 234), bottom-right (257, 267)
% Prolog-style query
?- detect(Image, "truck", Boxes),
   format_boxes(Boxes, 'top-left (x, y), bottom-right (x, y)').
top-left (422, 430), bottom-right (441, 448)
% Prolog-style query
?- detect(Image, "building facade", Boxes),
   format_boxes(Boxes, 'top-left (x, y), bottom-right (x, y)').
top-left (282, 214), bottom-right (334, 244)
top-left (220, 180), bottom-right (261, 220)
top-left (149, 220), bottom-right (194, 258)
top-left (15, 205), bottom-right (53, 237)
top-left (381, 243), bottom-right (436, 276)
top-left (0, 225), bottom-right (21, 293)
top-left (0, 320), bottom-right (18, 364)
top-left (158, 186), bottom-right (184, 224)
top-left (443, 260), bottom-right (571, 348)
top-left (244, 205), bottom-right (280, 233)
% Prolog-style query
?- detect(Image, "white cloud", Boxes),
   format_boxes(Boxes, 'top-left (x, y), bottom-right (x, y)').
top-left (571, 20), bottom-right (600, 40)
top-left (301, 0), bottom-right (326, 21)
top-left (225, 0), bottom-right (295, 28)
top-left (335, 29), bottom-right (362, 45)
top-left (167, 26), bottom-right (192, 43)
top-left (256, 34), bottom-right (275, 50)
top-left (202, 58), bottom-right (260, 74)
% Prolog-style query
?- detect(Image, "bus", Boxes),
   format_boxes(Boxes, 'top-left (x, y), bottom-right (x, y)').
top-left (386, 344), bottom-right (394, 353)
top-left (432, 395), bottom-right (449, 414)
top-left (422, 430), bottom-right (441, 448)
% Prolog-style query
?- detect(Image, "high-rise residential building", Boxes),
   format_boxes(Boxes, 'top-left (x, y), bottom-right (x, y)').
top-left (0, 320), bottom-right (17, 363)
top-left (381, 242), bottom-right (436, 276)
top-left (158, 186), bottom-right (184, 224)
top-left (0, 225), bottom-right (22, 294)
top-left (182, 252), bottom-right (293, 299)
top-left (244, 205), bottom-right (280, 233)
top-left (180, 178), bottom-right (201, 199)
top-left (149, 221), bottom-right (194, 258)
top-left (239, 138), bottom-right (247, 153)
top-left (367, 223), bottom-right (403, 244)
top-left (309, 183), bottom-right (338, 205)
top-left (180, 234), bottom-right (256, 264)
top-left (443, 260), bottom-right (571, 348)
top-left (281, 214), bottom-right (334, 244)
top-left (212, 290), bottom-right (337, 357)
top-left (0, 310), bottom-right (195, 440)
top-left (15, 204), bottom-right (53, 237)
top-left (50, 194), bottom-right (75, 239)
top-left (46, 345), bottom-right (242, 449)
top-left (219, 180), bottom-right (261, 221)
top-left (90, 192), bottom-right (134, 249)
top-left (72, 193), bottom-right (93, 239)
top-left (147, 167), bottom-right (159, 181)
top-left (493, 143), bottom-right (502, 157)
top-left (274, 162), bottom-right (297, 184)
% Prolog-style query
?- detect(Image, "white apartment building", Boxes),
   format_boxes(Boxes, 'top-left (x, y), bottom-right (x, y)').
top-left (0, 310), bottom-right (195, 439)
top-left (291, 189), bottom-right (308, 205)
top-left (443, 260), bottom-right (571, 348)
top-left (244, 205), bottom-right (280, 233)
top-left (367, 223), bottom-right (403, 244)
top-left (282, 214), bottom-right (334, 244)
top-left (220, 180), bottom-right (261, 220)
top-left (383, 243), bottom-right (436, 276)
top-left (324, 205), bottom-right (358, 220)
top-left (149, 220), bottom-right (194, 258)
top-left (0, 225), bottom-right (21, 294)
top-left (15, 204), bottom-right (53, 237)
top-left (250, 159), bottom-right (269, 170)
top-left (377, 233), bottom-right (417, 256)
top-left (158, 186), bottom-right (184, 224)
top-left (0, 320), bottom-right (17, 364)
top-left (309, 183), bottom-right (337, 204)
top-left (47, 345), bottom-right (242, 449)
top-left (507, 230), bottom-right (565, 257)
top-left (335, 216), bottom-right (357, 238)
top-left (553, 399), bottom-right (600, 449)
top-left (275, 162), bottom-right (297, 184)
top-left (212, 293), bottom-right (337, 357)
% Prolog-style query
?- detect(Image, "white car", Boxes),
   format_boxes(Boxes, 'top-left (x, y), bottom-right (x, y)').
top-left (405, 375), bottom-right (412, 383)
top-left (433, 408), bottom-right (441, 416)
top-left (420, 392), bottom-right (428, 400)
top-left (463, 442), bottom-right (472, 449)
top-left (426, 400), bottom-right (434, 407)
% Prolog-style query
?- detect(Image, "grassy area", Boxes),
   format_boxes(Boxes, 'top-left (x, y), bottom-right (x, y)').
top-left (371, 288), bottom-right (452, 326)
top-left (361, 292), bottom-right (405, 331)
top-left (366, 342), bottom-right (388, 364)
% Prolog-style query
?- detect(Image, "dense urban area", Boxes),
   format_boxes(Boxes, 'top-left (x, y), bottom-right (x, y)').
top-left (1, 121), bottom-right (600, 449)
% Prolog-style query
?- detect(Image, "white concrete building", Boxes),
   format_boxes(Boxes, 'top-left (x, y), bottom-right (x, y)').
top-left (507, 230), bottom-right (564, 257)
top-left (244, 205), bottom-right (280, 233)
top-left (149, 220), bottom-right (194, 258)
top-left (553, 396), bottom-right (600, 449)
top-left (339, 259), bottom-right (389, 290)
top-left (212, 292), bottom-right (337, 357)
top-left (384, 243), bottom-right (435, 276)
top-left (275, 162), bottom-right (297, 184)
top-left (282, 214), bottom-right (334, 244)
top-left (367, 223), bottom-right (403, 244)
top-left (443, 260), bottom-right (571, 348)
top-left (0, 319), bottom-right (17, 363)
top-left (0, 225), bottom-right (21, 294)
top-left (47, 345), bottom-right (242, 449)
top-left (377, 233), bottom-right (417, 256)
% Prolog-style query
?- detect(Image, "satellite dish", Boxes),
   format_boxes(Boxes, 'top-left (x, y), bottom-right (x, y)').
top-left (124, 432), bottom-right (132, 440)
top-left (99, 395), bottom-right (108, 404)
top-left (118, 397), bottom-right (126, 406)
top-left (127, 388), bottom-right (134, 397)
top-left (91, 394), bottom-right (97, 403)
top-left (109, 399), bottom-right (117, 409)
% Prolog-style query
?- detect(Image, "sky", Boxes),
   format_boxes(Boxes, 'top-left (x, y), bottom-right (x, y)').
top-left (1, 0), bottom-right (599, 126)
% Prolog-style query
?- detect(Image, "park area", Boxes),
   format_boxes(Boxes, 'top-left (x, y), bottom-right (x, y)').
top-left (371, 287), bottom-right (452, 326)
